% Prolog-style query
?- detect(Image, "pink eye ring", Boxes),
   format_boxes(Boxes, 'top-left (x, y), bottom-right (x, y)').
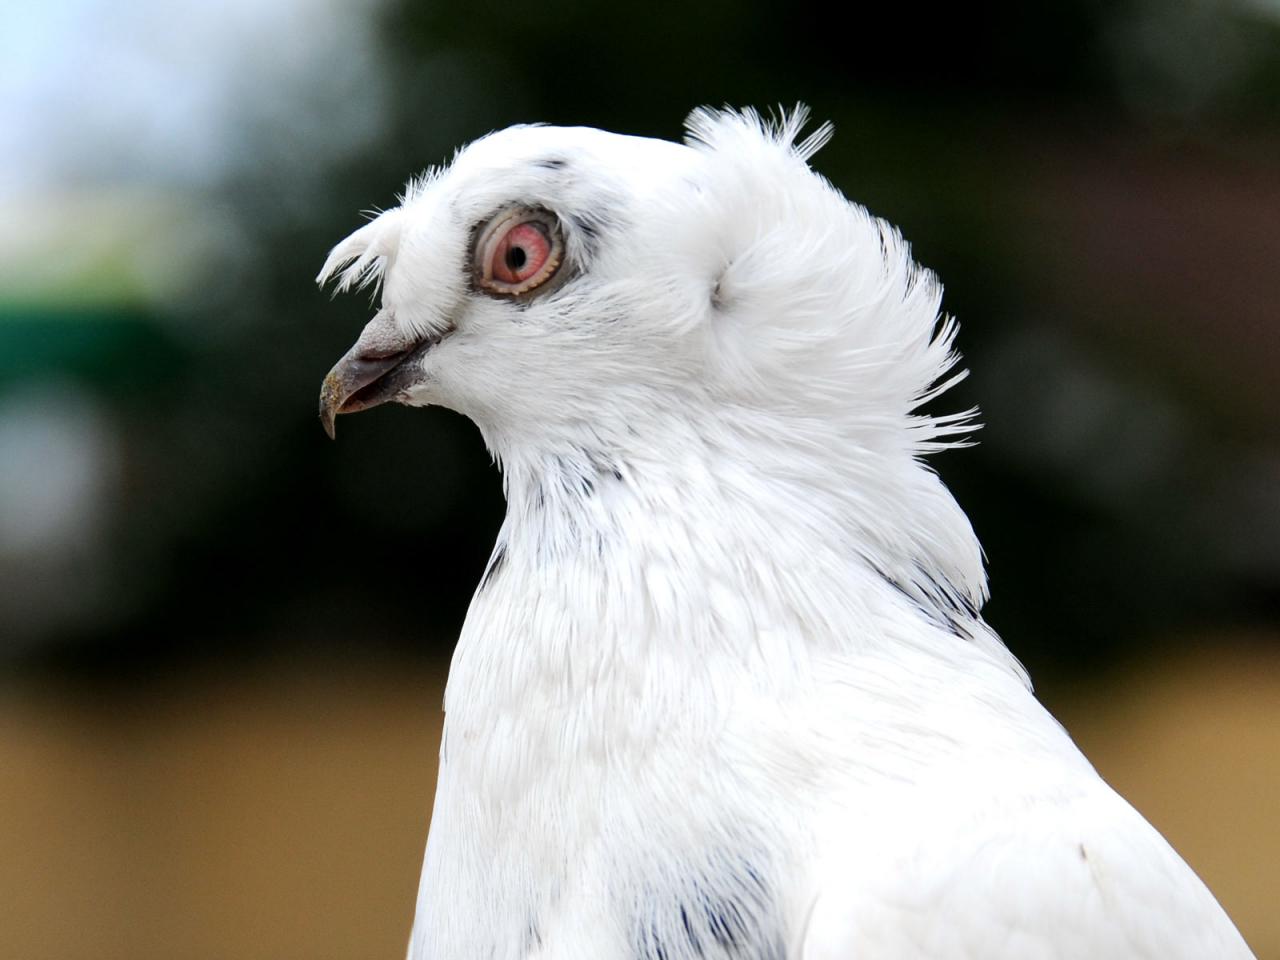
top-left (474, 208), bottom-right (564, 297)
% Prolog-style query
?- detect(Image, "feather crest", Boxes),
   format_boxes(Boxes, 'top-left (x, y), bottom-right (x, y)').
top-left (315, 207), bottom-right (404, 294)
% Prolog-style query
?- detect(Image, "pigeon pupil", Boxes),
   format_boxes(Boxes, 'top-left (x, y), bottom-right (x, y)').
top-left (506, 246), bottom-right (527, 272)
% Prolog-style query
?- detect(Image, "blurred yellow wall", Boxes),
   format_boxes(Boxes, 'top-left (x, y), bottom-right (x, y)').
top-left (2, 643), bottom-right (1276, 960)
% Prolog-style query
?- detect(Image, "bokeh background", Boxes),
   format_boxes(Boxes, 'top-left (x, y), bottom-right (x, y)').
top-left (2, 0), bottom-right (1278, 957)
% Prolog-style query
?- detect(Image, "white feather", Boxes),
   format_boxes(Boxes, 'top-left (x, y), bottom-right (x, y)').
top-left (320, 108), bottom-right (1254, 959)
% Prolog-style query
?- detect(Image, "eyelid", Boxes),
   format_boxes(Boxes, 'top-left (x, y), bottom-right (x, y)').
top-left (473, 206), bottom-right (565, 298)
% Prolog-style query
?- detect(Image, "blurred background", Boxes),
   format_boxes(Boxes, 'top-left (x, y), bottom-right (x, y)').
top-left (2, 0), bottom-right (1278, 956)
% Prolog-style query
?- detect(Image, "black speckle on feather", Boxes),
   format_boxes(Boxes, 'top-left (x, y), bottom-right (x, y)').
top-left (479, 542), bottom-right (507, 591)
top-left (632, 861), bottom-right (785, 960)
top-left (524, 918), bottom-right (543, 951)
top-left (567, 211), bottom-right (607, 259)
top-left (870, 562), bottom-right (976, 639)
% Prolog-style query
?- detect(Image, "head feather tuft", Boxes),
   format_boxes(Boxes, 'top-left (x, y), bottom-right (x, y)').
top-left (316, 207), bottom-right (405, 294)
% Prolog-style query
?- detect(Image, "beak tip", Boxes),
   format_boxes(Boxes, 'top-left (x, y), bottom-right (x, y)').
top-left (319, 370), bottom-right (342, 440)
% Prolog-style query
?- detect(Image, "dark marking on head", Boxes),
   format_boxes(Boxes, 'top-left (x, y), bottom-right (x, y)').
top-left (567, 212), bottom-right (605, 260)
top-left (574, 217), bottom-right (598, 240)
top-left (535, 156), bottom-right (568, 170)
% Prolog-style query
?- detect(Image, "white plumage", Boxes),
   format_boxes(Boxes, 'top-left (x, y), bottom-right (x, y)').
top-left (317, 108), bottom-right (1254, 959)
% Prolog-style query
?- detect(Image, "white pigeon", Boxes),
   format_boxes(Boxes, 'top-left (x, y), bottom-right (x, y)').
top-left (317, 107), bottom-right (1255, 960)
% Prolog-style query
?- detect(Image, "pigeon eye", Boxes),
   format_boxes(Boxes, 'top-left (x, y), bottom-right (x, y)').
top-left (474, 208), bottom-right (563, 297)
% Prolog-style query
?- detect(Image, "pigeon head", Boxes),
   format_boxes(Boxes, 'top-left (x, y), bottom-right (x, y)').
top-left (318, 108), bottom-right (966, 465)
top-left (318, 109), bottom-right (987, 617)
top-left (318, 120), bottom-right (708, 446)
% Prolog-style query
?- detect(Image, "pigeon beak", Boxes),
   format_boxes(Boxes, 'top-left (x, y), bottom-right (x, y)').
top-left (319, 310), bottom-right (442, 439)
